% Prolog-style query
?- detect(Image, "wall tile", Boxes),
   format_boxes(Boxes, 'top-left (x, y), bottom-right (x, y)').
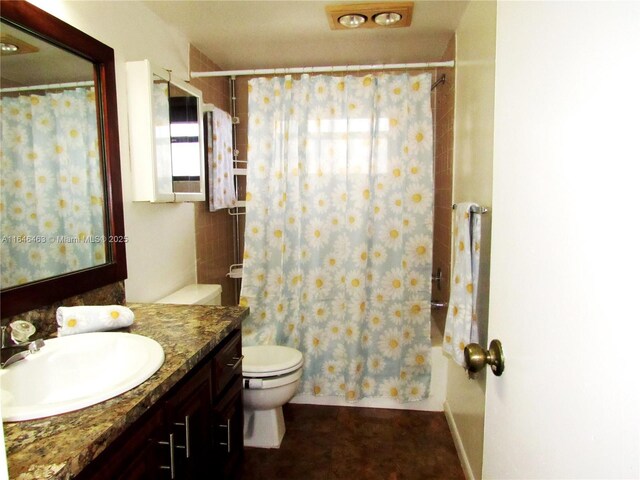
top-left (431, 35), bottom-right (455, 308)
top-left (190, 45), bottom-right (238, 305)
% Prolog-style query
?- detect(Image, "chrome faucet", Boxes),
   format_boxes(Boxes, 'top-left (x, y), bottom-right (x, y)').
top-left (1, 321), bottom-right (45, 368)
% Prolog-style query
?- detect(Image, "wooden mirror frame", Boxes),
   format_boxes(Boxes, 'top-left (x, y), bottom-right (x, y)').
top-left (1, 0), bottom-right (127, 317)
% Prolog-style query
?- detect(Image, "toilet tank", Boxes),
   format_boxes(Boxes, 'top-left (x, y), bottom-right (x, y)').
top-left (156, 284), bottom-right (222, 306)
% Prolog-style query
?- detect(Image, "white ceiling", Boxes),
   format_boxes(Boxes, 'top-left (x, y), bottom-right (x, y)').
top-left (142, 1), bottom-right (469, 71)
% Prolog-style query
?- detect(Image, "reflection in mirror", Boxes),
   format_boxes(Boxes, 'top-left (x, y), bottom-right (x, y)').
top-left (0, 0), bottom-right (126, 318)
top-left (169, 84), bottom-right (201, 193)
top-left (0, 21), bottom-right (108, 288)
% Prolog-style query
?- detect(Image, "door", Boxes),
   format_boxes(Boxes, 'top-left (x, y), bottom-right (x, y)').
top-left (483, 2), bottom-right (639, 479)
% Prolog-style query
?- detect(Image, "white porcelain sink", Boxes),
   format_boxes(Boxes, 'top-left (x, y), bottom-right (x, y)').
top-left (0, 332), bottom-right (164, 422)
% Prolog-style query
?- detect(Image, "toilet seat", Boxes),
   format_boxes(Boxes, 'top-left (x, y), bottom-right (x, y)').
top-left (244, 368), bottom-right (303, 390)
top-left (242, 345), bottom-right (303, 378)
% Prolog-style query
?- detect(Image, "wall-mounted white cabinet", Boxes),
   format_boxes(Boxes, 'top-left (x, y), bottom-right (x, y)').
top-left (126, 60), bottom-right (205, 202)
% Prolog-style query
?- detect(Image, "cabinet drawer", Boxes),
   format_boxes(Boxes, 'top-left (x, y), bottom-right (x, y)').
top-left (212, 329), bottom-right (242, 396)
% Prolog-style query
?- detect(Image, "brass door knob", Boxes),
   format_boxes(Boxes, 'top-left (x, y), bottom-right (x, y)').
top-left (464, 339), bottom-right (505, 376)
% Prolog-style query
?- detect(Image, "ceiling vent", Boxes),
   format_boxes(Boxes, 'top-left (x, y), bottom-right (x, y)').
top-left (326, 2), bottom-right (414, 30)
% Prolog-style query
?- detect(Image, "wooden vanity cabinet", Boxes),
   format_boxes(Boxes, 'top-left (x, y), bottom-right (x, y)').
top-left (77, 329), bottom-right (243, 480)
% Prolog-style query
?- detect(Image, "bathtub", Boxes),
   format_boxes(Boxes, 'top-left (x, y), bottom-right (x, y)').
top-left (290, 314), bottom-right (448, 412)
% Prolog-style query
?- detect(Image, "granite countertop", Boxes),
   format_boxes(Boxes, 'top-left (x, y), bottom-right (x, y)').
top-left (4, 303), bottom-right (248, 480)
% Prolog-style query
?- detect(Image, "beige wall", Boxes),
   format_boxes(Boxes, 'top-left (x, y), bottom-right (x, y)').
top-left (30, 0), bottom-right (199, 302)
top-left (445, 1), bottom-right (496, 480)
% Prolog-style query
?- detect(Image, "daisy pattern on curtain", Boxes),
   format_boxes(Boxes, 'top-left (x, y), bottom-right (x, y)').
top-left (240, 73), bottom-right (434, 402)
top-left (0, 88), bottom-right (104, 288)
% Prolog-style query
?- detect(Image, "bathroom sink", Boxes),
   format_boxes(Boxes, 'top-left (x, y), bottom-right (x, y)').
top-left (0, 332), bottom-right (164, 422)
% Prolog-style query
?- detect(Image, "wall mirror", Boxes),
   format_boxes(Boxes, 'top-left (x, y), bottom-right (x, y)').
top-left (0, 0), bottom-right (127, 317)
top-left (127, 60), bottom-right (205, 202)
top-left (169, 83), bottom-right (203, 196)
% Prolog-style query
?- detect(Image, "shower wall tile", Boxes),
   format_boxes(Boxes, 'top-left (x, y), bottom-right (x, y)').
top-left (189, 46), bottom-right (229, 109)
top-left (432, 35), bottom-right (456, 327)
top-left (189, 45), bottom-right (238, 305)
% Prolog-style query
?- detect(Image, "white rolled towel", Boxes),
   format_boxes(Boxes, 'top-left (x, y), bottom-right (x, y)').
top-left (56, 305), bottom-right (135, 336)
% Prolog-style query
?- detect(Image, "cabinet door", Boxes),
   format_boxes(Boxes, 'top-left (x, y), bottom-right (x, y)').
top-left (165, 361), bottom-right (213, 479)
top-left (212, 376), bottom-right (243, 479)
top-left (118, 430), bottom-right (169, 480)
top-left (76, 406), bottom-right (168, 480)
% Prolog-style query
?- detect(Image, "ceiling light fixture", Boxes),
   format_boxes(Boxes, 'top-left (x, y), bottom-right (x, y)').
top-left (373, 12), bottom-right (402, 26)
top-left (327, 3), bottom-right (413, 30)
top-left (338, 14), bottom-right (367, 28)
top-left (0, 33), bottom-right (39, 55)
top-left (0, 42), bottom-right (19, 53)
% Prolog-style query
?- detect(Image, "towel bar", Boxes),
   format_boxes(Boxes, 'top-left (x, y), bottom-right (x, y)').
top-left (452, 204), bottom-right (488, 214)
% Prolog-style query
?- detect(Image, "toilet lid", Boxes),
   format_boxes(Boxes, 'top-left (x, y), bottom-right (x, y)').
top-left (242, 345), bottom-right (304, 377)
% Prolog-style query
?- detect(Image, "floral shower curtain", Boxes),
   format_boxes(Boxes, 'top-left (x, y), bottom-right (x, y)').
top-left (240, 73), bottom-right (434, 402)
top-left (0, 88), bottom-right (105, 288)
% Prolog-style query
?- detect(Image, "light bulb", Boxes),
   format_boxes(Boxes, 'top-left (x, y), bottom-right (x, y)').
top-left (338, 14), bottom-right (367, 28)
top-left (373, 12), bottom-right (402, 26)
top-left (0, 42), bottom-right (19, 53)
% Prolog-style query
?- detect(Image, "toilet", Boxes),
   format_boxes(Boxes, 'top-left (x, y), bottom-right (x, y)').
top-left (156, 285), bottom-right (302, 448)
top-left (156, 284), bottom-right (222, 305)
top-left (242, 345), bottom-right (303, 448)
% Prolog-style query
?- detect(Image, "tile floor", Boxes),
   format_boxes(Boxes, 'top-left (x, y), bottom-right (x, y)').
top-left (238, 404), bottom-right (465, 480)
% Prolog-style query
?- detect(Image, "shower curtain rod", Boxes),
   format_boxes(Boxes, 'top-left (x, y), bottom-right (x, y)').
top-left (0, 80), bottom-right (94, 93)
top-left (190, 60), bottom-right (455, 79)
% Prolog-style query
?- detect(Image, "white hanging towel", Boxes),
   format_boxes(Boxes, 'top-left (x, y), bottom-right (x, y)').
top-left (206, 106), bottom-right (237, 211)
top-left (443, 202), bottom-right (482, 366)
